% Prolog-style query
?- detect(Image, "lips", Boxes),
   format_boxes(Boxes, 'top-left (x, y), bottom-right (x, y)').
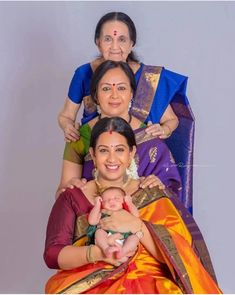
top-left (109, 102), bottom-right (121, 108)
top-left (105, 164), bottom-right (119, 171)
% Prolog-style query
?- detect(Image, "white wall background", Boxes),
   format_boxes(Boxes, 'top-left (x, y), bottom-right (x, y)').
top-left (0, 1), bottom-right (234, 293)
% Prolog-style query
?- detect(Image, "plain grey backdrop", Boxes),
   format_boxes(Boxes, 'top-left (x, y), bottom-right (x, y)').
top-left (0, 1), bottom-right (234, 293)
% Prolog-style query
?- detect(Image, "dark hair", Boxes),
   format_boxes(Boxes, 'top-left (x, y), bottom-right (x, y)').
top-left (90, 60), bottom-right (136, 103)
top-left (101, 186), bottom-right (126, 196)
top-left (94, 12), bottom-right (139, 62)
top-left (90, 117), bottom-right (136, 151)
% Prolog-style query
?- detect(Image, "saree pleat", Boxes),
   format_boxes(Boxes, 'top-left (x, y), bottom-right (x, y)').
top-left (45, 188), bottom-right (221, 294)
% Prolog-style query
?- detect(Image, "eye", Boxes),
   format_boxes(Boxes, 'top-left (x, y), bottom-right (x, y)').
top-left (116, 147), bottom-right (125, 153)
top-left (119, 36), bottom-right (127, 43)
top-left (98, 148), bottom-right (108, 153)
top-left (103, 36), bottom-right (112, 42)
top-left (102, 86), bottom-right (111, 91)
top-left (117, 85), bottom-right (126, 91)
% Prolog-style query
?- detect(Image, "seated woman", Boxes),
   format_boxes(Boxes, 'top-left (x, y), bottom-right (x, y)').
top-left (58, 60), bottom-right (182, 201)
top-left (44, 117), bottom-right (221, 294)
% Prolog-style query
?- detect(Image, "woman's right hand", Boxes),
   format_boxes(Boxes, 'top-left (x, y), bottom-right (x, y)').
top-left (55, 178), bottom-right (87, 199)
top-left (64, 121), bottom-right (80, 142)
top-left (65, 177), bottom-right (87, 190)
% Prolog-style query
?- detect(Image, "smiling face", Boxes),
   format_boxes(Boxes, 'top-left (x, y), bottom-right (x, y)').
top-left (96, 67), bottom-right (133, 119)
top-left (96, 20), bottom-right (134, 62)
top-left (90, 131), bottom-right (136, 185)
top-left (101, 188), bottom-right (125, 211)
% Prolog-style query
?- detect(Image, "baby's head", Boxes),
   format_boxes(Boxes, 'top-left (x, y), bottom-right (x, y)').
top-left (100, 187), bottom-right (125, 211)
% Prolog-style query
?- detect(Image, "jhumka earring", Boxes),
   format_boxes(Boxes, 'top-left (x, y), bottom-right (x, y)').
top-left (126, 158), bottom-right (139, 179)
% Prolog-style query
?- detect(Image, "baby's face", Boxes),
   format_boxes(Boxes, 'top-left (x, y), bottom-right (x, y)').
top-left (101, 189), bottom-right (124, 211)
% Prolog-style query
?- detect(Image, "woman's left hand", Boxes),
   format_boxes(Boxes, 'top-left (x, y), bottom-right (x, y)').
top-left (99, 209), bottom-right (141, 234)
top-left (145, 122), bottom-right (170, 139)
top-left (139, 175), bottom-right (165, 190)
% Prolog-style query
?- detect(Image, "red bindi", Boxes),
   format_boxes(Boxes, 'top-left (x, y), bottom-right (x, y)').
top-left (114, 30), bottom-right (117, 36)
top-left (109, 130), bottom-right (113, 134)
top-left (112, 83), bottom-right (115, 86)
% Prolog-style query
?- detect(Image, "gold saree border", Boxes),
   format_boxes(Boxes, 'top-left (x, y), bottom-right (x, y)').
top-left (149, 223), bottom-right (193, 294)
top-left (59, 269), bottom-right (112, 294)
top-left (131, 65), bottom-right (162, 122)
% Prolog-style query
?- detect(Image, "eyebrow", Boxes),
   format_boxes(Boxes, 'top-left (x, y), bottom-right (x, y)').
top-left (99, 82), bottom-right (128, 86)
top-left (97, 144), bottom-right (127, 148)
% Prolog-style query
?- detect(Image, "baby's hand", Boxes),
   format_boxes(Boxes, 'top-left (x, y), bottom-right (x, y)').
top-left (94, 196), bottom-right (102, 207)
top-left (124, 195), bottom-right (132, 204)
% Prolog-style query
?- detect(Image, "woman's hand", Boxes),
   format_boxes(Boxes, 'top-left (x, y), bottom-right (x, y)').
top-left (145, 122), bottom-right (171, 139)
top-left (65, 177), bottom-right (87, 190)
top-left (99, 209), bottom-right (141, 234)
top-left (64, 121), bottom-right (80, 142)
top-left (139, 175), bottom-right (165, 190)
top-left (56, 177), bottom-right (87, 199)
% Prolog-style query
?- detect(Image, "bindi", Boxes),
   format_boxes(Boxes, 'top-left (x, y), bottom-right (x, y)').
top-left (112, 83), bottom-right (116, 86)
top-left (109, 130), bottom-right (113, 134)
top-left (113, 30), bottom-right (117, 36)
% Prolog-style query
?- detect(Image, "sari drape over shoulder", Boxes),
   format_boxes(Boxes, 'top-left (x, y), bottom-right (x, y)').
top-left (44, 187), bottom-right (221, 294)
top-left (68, 63), bottom-right (194, 212)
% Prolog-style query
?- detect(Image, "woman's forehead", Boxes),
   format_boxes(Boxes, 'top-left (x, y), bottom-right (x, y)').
top-left (100, 20), bottom-right (129, 36)
top-left (96, 132), bottom-right (128, 147)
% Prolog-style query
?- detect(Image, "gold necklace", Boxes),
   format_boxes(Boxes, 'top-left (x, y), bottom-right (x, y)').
top-left (94, 176), bottom-right (132, 194)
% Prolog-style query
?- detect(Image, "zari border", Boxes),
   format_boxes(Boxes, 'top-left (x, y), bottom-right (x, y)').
top-left (131, 65), bottom-right (162, 122)
top-left (147, 223), bottom-right (193, 294)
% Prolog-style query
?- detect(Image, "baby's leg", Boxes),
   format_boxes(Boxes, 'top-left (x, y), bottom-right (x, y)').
top-left (95, 229), bottom-right (120, 258)
top-left (116, 234), bottom-right (139, 259)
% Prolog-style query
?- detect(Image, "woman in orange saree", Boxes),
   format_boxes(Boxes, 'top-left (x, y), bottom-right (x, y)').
top-left (44, 117), bottom-right (221, 294)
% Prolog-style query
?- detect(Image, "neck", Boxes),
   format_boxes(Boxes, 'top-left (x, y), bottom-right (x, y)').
top-left (99, 113), bottom-right (132, 124)
top-left (95, 175), bottom-right (131, 193)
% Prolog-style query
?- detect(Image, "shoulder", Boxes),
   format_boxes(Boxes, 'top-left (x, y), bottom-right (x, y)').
top-left (75, 63), bottom-right (92, 74)
top-left (57, 187), bottom-right (91, 214)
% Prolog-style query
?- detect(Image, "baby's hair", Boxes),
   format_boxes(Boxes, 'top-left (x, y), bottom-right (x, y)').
top-left (101, 186), bottom-right (126, 196)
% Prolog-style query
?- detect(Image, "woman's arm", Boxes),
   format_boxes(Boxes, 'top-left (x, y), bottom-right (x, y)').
top-left (58, 97), bottom-right (80, 142)
top-left (159, 104), bottom-right (179, 137)
top-left (145, 105), bottom-right (179, 139)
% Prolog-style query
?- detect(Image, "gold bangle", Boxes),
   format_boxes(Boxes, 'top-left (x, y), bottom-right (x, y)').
top-left (86, 245), bottom-right (97, 264)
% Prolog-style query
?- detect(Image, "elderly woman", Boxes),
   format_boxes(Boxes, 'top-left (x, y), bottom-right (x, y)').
top-left (57, 60), bottom-right (182, 202)
top-left (58, 12), bottom-right (194, 212)
top-left (44, 117), bottom-right (220, 294)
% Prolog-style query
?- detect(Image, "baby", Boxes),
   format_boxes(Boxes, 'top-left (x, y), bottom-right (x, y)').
top-left (87, 186), bottom-right (141, 259)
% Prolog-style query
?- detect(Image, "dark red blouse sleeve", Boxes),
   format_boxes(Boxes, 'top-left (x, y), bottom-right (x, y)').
top-left (43, 190), bottom-right (77, 269)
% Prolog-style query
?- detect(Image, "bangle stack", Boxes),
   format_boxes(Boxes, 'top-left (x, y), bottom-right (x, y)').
top-left (86, 245), bottom-right (97, 264)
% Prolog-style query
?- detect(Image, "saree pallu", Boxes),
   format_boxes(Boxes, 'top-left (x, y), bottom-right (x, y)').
top-left (130, 65), bottom-right (195, 213)
top-left (82, 127), bottom-right (183, 200)
top-left (45, 188), bottom-right (221, 294)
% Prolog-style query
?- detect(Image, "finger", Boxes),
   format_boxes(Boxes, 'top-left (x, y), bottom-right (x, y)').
top-left (74, 122), bottom-right (80, 130)
top-left (147, 121), bottom-right (153, 126)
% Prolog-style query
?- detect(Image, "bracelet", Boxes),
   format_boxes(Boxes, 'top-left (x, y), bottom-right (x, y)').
top-left (135, 220), bottom-right (144, 239)
top-left (86, 245), bottom-right (97, 264)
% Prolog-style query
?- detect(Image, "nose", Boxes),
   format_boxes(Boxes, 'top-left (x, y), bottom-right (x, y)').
top-left (107, 150), bottom-right (116, 162)
top-left (111, 86), bottom-right (118, 99)
top-left (111, 39), bottom-right (119, 50)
